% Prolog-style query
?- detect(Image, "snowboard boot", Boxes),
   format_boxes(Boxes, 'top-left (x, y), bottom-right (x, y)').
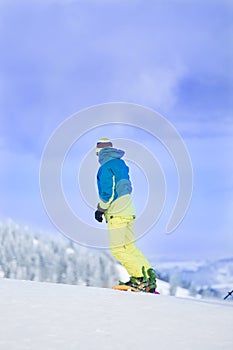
top-left (145, 268), bottom-right (157, 293)
top-left (119, 276), bottom-right (145, 290)
top-left (137, 266), bottom-right (157, 293)
top-left (119, 267), bottom-right (157, 293)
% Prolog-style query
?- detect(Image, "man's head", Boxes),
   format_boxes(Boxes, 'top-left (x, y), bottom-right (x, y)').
top-left (96, 137), bottom-right (113, 156)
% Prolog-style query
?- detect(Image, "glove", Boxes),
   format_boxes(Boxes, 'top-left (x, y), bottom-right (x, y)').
top-left (95, 210), bottom-right (104, 222)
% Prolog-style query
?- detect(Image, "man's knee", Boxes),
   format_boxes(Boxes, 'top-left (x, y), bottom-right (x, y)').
top-left (110, 246), bottom-right (125, 260)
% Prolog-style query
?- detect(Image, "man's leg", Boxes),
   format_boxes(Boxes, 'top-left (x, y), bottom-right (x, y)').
top-left (108, 217), bottom-right (151, 277)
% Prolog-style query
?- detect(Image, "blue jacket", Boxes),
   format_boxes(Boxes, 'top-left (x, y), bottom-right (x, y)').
top-left (97, 147), bottom-right (132, 205)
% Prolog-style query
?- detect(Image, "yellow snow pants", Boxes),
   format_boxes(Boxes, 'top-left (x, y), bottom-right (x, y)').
top-left (107, 216), bottom-right (151, 277)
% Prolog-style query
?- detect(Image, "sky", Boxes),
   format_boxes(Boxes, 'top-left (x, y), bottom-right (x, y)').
top-left (0, 0), bottom-right (232, 260)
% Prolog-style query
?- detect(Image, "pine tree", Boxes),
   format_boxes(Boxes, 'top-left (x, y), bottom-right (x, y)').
top-left (0, 220), bottom-right (119, 287)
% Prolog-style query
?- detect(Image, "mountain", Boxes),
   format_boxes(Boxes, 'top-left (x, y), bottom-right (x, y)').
top-left (0, 219), bottom-right (189, 298)
top-left (1, 219), bottom-right (232, 301)
top-left (0, 278), bottom-right (232, 350)
top-left (156, 257), bottom-right (233, 299)
top-left (0, 219), bottom-right (119, 288)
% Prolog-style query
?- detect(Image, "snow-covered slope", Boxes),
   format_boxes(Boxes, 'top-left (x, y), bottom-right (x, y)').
top-left (117, 264), bottom-right (191, 298)
top-left (0, 278), bottom-right (232, 350)
top-left (0, 220), bottom-right (195, 298)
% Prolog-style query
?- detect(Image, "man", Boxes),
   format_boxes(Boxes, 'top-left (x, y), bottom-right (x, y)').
top-left (94, 138), bottom-right (157, 293)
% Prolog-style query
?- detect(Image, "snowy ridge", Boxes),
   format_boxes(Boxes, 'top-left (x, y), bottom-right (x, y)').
top-left (0, 278), bottom-right (232, 350)
top-left (1, 219), bottom-right (232, 300)
top-left (0, 220), bottom-right (119, 287)
top-left (0, 219), bottom-right (199, 299)
top-left (156, 257), bottom-right (233, 299)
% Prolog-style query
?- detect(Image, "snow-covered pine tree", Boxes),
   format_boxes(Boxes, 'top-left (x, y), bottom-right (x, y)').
top-left (0, 220), bottom-right (119, 288)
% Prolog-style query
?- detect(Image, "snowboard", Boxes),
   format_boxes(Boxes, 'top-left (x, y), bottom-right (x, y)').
top-left (113, 284), bottom-right (139, 292)
top-left (112, 284), bottom-right (160, 294)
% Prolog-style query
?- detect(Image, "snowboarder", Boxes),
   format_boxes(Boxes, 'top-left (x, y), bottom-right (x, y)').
top-left (94, 138), bottom-right (157, 293)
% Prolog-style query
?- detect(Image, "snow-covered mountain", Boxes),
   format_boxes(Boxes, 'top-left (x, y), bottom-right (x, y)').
top-left (0, 220), bottom-right (119, 288)
top-left (0, 219), bottom-right (189, 298)
top-left (0, 278), bottom-right (232, 350)
top-left (1, 219), bottom-right (232, 301)
top-left (156, 257), bottom-right (233, 299)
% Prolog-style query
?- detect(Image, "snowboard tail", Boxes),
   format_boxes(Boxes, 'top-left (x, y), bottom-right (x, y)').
top-left (112, 284), bottom-right (160, 294)
top-left (112, 284), bottom-right (139, 292)
top-left (113, 266), bottom-right (159, 294)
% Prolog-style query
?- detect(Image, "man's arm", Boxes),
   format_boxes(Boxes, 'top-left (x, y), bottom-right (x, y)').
top-left (97, 166), bottom-right (115, 211)
top-left (95, 166), bottom-right (115, 222)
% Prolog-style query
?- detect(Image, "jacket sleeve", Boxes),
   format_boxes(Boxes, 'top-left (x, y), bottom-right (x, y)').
top-left (97, 166), bottom-right (115, 210)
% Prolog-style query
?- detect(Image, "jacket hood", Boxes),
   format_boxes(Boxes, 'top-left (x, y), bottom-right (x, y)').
top-left (98, 147), bottom-right (125, 165)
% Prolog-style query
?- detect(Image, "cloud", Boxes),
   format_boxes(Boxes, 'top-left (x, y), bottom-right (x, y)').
top-left (111, 65), bottom-right (188, 111)
top-left (0, 0), bottom-right (232, 153)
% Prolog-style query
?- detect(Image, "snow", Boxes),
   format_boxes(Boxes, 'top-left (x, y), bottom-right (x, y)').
top-left (117, 263), bottom-right (191, 298)
top-left (1, 220), bottom-right (232, 300)
top-left (156, 257), bottom-right (233, 298)
top-left (0, 220), bottom-right (119, 287)
top-left (0, 278), bottom-right (232, 350)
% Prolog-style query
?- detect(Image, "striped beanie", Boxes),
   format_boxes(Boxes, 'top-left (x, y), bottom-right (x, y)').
top-left (96, 137), bottom-right (113, 155)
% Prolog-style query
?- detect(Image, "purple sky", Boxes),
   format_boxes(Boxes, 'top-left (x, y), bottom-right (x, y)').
top-left (0, 0), bottom-right (232, 260)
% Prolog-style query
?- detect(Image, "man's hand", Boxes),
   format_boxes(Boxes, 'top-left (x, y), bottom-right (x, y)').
top-left (95, 210), bottom-right (104, 222)
top-left (95, 203), bottom-right (107, 223)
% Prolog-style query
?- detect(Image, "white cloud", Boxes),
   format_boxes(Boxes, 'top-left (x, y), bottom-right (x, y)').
top-left (111, 64), bottom-right (188, 112)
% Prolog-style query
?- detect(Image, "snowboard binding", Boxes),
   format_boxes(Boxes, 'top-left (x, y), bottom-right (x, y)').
top-left (119, 266), bottom-right (157, 293)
